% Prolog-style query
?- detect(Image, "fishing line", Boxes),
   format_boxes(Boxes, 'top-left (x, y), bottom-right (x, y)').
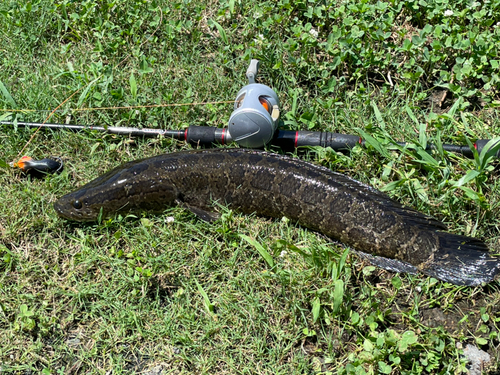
top-left (0, 100), bottom-right (235, 114)
top-left (16, 89), bottom-right (82, 159)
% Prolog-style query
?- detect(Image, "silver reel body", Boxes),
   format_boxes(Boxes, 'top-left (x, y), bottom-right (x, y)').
top-left (228, 60), bottom-right (280, 148)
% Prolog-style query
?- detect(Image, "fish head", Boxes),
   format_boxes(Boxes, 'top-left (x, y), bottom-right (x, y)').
top-left (54, 187), bottom-right (111, 222)
top-left (54, 160), bottom-right (180, 222)
top-left (54, 195), bottom-right (97, 222)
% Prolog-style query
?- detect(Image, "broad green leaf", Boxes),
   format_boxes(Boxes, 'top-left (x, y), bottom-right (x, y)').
top-left (20, 304), bottom-right (28, 315)
top-left (139, 59), bottom-right (154, 74)
top-left (402, 38), bottom-right (412, 51)
top-left (378, 362), bottom-right (392, 374)
top-left (351, 311), bottom-right (360, 325)
top-left (363, 338), bottom-right (374, 352)
top-left (458, 186), bottom-right (483, 202)
top-left (475, 337), bottom-right (488, 346)
top-left (389, 353), bottom-right (401, 364)
top-left (398, 331), bottom-right (418, 352)
top-left (391, 276), bottom-right (402, 289)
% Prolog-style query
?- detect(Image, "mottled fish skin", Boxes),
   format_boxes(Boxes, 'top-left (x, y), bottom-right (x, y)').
top-left (54, 148), bottom-right (500, 286)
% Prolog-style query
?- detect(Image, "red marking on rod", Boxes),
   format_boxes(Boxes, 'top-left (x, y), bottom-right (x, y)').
top-left (221, 129), bottom-right (226, 144)
top-left (474, 143), bottom-right (478, 149)
top-left (294, 131), bottom-right (299, 148)
top-left (184, 128), bottom-right (188, 141)
top-left (359, 137), bottom-right (363, 144)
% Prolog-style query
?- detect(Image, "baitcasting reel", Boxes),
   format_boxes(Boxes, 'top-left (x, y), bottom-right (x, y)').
top-left (228, 60), bottom-right (280, 148)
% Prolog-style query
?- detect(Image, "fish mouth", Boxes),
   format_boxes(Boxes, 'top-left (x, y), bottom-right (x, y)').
top-left (53, 200), bottom-right (66, 217)
top-left (53, 200), bottom-right (75, 221)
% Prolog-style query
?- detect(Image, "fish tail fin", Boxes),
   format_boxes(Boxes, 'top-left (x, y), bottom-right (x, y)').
top-left (354, 233), bottom-right (500, 286)
top-left (420, 233), bottom-right (500, 286)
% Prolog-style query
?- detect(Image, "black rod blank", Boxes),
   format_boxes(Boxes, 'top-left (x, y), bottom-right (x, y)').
top-left (2, 121), bottom-right (499, 158)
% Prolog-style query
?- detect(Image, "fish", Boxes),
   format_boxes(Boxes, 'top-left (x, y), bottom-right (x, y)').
top-left (54, 148), bottom-right (500, 286)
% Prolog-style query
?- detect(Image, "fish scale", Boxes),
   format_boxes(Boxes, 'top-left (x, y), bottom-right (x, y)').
top-left (54, 148), bottom-right (500, 286)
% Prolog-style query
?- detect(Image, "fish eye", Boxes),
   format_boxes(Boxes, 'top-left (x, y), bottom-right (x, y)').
top-left (73, 200), bottom-right (83, 209)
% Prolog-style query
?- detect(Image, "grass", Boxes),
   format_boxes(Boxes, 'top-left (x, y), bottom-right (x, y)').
top-left (1, 0), bottom-right (500, 374)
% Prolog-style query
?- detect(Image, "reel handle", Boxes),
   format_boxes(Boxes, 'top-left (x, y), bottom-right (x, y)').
top-left (246, 60), bottom-right (260, 84)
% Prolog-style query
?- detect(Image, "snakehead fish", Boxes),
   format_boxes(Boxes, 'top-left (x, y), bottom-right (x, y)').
top-left (54, 148), bottom-right (500, 286)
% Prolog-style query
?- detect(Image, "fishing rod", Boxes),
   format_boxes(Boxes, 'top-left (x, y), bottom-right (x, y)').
top-left (2, 59), bottom-right (499, 174)
top-left (2, 120), bottom-right (497, 157)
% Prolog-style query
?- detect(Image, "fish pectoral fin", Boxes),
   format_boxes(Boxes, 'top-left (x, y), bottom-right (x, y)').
top-left (352, 249), bottom-right (418, 275)
top-left (176, 199), bottom-right (220, 223)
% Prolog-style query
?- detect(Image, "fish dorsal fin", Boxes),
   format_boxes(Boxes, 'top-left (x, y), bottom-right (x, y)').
top-left (184, 148), bottom-right (448, 231)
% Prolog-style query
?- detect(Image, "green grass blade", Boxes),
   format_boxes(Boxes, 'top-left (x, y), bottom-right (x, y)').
top-left (415, 149), bottom-right (439, 167)
top-left (195, 280), bottom-right (215, 315)
top-left (130, 72), bottom-right (137, 100)
top-left (334, 249), bottom-right (349, 281)
top-left (312, 297), bottom-right (321, 323)
top-left (434, 130), bottom-right (445, 159)
top-left (211, 19), bottom-right (228, 45)
top-left (447, 96), bottom-right (463, 118)
top-left (357, 128), bottom-right (391, 158)
top-left (478, 137), bottom-right (500, 171)
top-left (371, 101), bottom-right (386, 129)
top-left (0, 80), bottom-right (17, 108)
top-left (404, 105), bottom-right (419, 127)
top-left (240, 234), bottom-right (274, 268)
top-left (0, 112), bottom-right (12, 122)
top-left (418, 121), bottom-right (427, 150)
top-left (332, 279), bottom-right (344, 314)
top-left (76, 77), bottom-right (99, 108)
top-left (464, 136), bottom-right (480, 166)
top-left (452, 170), bottom-right (480, 187)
